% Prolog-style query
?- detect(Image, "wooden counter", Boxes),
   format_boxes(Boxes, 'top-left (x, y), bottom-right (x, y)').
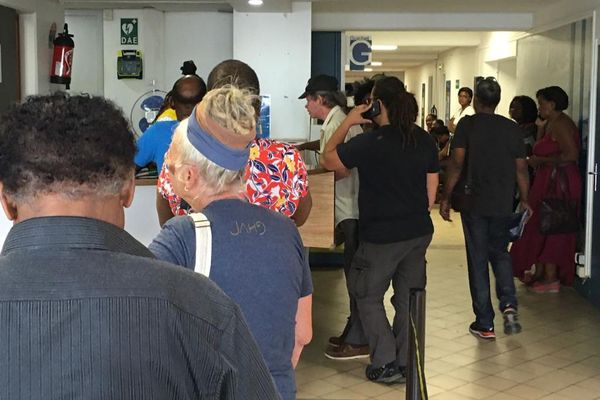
top-left (298, 170), bottom-right (335, 249)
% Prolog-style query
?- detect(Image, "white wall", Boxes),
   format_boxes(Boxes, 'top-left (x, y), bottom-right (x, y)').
top-left (103, 8), bottom-right (165, 117)
top-left (164, 12), bottom-right (233, 86)
top-left (233, 1), bottom-right (312, 141)
top-left (65, 10), bottom-right (104, 96)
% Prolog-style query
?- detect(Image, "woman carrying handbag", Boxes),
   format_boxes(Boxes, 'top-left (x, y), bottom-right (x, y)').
top-left (510, 86), bottom-right (582, 293)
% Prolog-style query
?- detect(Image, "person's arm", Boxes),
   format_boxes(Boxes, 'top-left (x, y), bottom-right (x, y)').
top-left (156, 192), bottom-right (175, 227)
top-left (528, 120), bottom-right (579, 168)
top-left (439, 147), bottom-right (466, 221)
top-left (427, 173), bottom-right (439, 211)
top-left (296, 140), bottom-right (320, 152)
top-left (291, 191), bottom-right (312, 227)
top-left (515, 158), bottom-right (532, 213)
top-left (320, 104), bottom-right (370, 174)
top-left (291, 294), bottom-right (312, 368)
top-left (448, 118), bottom-right (457, 133)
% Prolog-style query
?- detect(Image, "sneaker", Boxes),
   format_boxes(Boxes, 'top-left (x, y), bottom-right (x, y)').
top-left (469, 322), bottom-right (496, 341)
top-left (365, 362), bottom-right (405, 384)
top-left (502, 307), bottom-right (522, 335)
top-left (324, 343), bottom-right (369, 360)
top-left (528, 280), bottom-right (560, 293)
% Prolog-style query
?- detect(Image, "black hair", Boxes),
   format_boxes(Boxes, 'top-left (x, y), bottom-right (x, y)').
top-left (426, 113), bottom-right (437, 120)
top-left (475, 77), bottom-right (501, 108)
top-left (434, 119), bottom-right (445, 127)
top-left (353, 79), bottom-right (375, 106)
top-left (207, 59), bottom-right (261, 116)
top-left (0, 93), bottom-right (135, 200)
top-left (536, 86), bottom-right (569, 111)
top-left (510, 95), bottom-right (538, 124)
top-left (458, 87), bottom-right (473, 100)
top-left (373, 76), bottom-right (419, 148)
top-left (431, 125), bottom-right (450, 137)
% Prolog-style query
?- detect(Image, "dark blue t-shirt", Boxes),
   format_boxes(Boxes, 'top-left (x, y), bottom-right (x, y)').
top-left (149, 199), bottom-right (312, 400)
top-left (134, 120), bottom-right (178, 171)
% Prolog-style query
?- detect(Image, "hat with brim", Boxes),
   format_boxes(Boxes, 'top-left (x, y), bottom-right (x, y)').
top-left (298, 75), bottom-right (339, 99)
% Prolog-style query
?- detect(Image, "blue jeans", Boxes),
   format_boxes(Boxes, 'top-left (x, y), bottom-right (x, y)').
top-left (460, 212), bottom-right (518, 329)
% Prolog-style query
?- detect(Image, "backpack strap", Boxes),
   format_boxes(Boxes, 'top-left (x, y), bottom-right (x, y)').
top-left (189, 212), bottom-right (212, 277)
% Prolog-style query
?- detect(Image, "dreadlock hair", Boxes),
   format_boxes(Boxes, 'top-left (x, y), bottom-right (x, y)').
top-left (373, 76), bottom-right (419, 149)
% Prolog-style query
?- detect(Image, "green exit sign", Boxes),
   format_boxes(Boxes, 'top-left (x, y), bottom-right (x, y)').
top-left (120, 18), bottom-right (138, 45)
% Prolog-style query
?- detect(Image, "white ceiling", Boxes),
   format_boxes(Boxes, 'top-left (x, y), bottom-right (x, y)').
top-left (59, 0), bottom-right (538, 80)
top-left (61, 0), bottom-right (564, 13)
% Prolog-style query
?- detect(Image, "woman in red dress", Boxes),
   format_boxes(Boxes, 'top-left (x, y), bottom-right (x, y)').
top-left (510, 86), bottom-right (581, 293)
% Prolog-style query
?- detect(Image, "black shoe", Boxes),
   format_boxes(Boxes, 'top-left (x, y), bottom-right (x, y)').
top-left (469, 322), bottom-right (496, 341)
top-left (365, 362), bottom-right (405, 384)
top-left (503, 307), bottom-right (522, 335)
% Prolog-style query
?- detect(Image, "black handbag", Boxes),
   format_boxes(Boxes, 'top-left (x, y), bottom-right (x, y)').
top-left (539, 167), bottom-right (579, 235)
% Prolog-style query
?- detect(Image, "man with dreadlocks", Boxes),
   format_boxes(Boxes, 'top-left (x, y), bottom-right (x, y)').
top-left (320, 76), bottom-right (439, 385)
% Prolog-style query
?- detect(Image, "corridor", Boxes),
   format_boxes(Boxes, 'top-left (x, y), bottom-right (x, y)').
top-left (297, 209), bottom-right (600, 399)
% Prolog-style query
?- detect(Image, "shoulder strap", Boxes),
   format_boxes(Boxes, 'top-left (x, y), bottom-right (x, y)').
top-left (190, 212), bottom-right (212, 277)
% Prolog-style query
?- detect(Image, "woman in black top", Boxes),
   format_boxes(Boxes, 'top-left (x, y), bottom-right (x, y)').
top-left (321, 77), bottom-right (439, 384)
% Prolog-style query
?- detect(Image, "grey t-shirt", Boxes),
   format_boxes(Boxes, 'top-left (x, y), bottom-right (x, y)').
top-left (453, 113), bottom-right (526, 216)
top-left (150, 199), bottom-right (312, 400)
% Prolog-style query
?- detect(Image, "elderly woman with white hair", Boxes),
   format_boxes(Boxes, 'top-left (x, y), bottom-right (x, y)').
top-left (149, 85), bottom-right (312, 400)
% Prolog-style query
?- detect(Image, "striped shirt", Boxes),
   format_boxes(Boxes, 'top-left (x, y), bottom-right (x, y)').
top-left (0, 216), bottom-right (280, 400)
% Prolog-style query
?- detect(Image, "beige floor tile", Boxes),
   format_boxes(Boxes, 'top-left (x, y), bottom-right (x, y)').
top-left (474, 375), bottom-right (518, 391)
top-left (526, 369), bottom-right (585, 392)
top-left (451, 382), bottom-right (498, 398)
top-left (576, 375), bottom-right (600, 392)
top-left (427, 375), bottom-right (469, 390)
top-left (486, 393), bottom-right (525, 400)
top-left (503, 383), bottom-right (551, 399)
top-left (347, 380), bottom-right (396, 397)
top-left (553, 384), bottom-right (599, 400)
top-left (296, 210), bottom-right (600, 400)
top-left (297, 379), bottom-right (342, 397)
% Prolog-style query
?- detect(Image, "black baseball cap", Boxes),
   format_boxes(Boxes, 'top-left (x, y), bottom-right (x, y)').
top-left (298, 75), bottom-right (339, 99)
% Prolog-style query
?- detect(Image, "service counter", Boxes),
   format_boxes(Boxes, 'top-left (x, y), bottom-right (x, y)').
top-left (0, 173), bottom-right (335, 250)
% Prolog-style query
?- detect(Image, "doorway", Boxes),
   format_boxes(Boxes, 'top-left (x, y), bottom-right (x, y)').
top-left (0, 5), bottom-right (19, 112)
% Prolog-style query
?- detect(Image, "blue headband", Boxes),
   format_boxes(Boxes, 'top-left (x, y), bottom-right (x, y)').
top-left (186, 108), bottom-right (250, 171)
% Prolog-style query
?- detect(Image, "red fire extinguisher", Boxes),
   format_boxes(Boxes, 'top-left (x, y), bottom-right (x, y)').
top-left (50, 23), bottom-right (74, 89)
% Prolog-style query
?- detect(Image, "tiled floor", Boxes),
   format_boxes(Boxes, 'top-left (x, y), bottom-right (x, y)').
top-left (296, 209), bottom-right (600, 399)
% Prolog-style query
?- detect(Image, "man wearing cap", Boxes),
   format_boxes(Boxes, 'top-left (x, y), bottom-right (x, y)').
top-left (135, 74), bottom-right (207, 172)
top-left (150, 86), bottom-right (313, 400)
top-left (297, 75), bottom-right (367, 360)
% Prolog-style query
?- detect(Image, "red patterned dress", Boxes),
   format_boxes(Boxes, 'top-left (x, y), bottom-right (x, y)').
top-left (158, 138), bottom-right (309, 218)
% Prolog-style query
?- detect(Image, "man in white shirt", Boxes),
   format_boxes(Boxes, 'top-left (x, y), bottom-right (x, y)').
top-left (298, 75), bottom-right (368, 360)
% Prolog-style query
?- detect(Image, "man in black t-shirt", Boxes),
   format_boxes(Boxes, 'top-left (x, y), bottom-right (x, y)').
top-left (321, 78), bottom-right (440, 384)
top-left (440, 77), bottom-right (531, 340)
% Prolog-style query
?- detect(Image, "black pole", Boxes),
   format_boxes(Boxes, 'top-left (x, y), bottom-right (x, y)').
top-left (406, 288), bottom-right (428, 400)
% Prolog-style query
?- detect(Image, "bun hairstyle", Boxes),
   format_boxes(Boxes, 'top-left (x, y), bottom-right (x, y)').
top-left (202, 85), bottom-right (257, 137)
top-left (373, 76), bottom-right (419, 148)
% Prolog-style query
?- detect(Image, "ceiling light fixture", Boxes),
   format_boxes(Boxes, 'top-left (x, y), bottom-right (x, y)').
top-left (371, 61), bottom-right (382, 67)
top-left (248, 0), bottom-right (263, 5)
top-left (372, 45), bottom-right (397, 51)
top-left (364, 68), bottom-right (373, 72)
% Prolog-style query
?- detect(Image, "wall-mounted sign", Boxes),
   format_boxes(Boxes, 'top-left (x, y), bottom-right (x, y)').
top-left (120, 18), bottom-right (138, 45)
top-left (348, 36), bottom-right (371, 71)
